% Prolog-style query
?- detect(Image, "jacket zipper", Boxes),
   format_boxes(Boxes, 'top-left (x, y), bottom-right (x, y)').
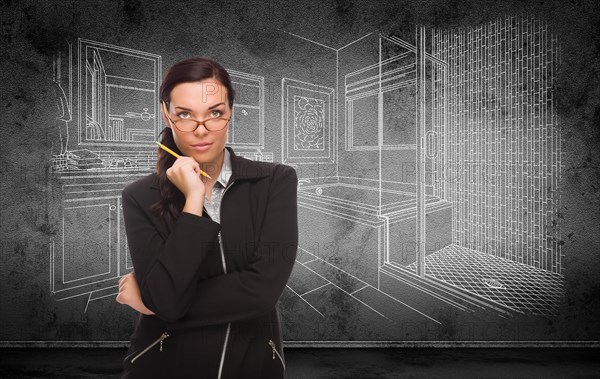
top-left (217, 179), bottom-right (235, 379)
top-left (130, 331), bottom-right (169, 363)
top-left (268, 340), bottom-right (286, 371)
top-left (218, 232), bottom-right (227, 273)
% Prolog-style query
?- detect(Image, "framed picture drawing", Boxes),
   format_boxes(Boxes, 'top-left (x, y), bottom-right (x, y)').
top-left (282, 78), bottom-right (335, 164)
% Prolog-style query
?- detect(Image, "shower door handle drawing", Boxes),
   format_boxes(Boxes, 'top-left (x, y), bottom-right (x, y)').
top-left (425, 131), bottom-right (438, 159)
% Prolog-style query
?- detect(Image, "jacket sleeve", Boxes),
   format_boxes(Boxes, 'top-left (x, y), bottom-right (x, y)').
top-left (166, 165), bottom-right (298, 330)
top-left (121, 184), bottom-right (221, 322)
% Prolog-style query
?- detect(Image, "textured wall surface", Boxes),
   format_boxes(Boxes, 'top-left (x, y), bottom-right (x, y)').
top-left (0, 0), bottom-right (598, 345)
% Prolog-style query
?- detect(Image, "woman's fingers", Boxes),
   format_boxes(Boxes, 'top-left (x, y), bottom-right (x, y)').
top-left (165, 157), bottom-right (205, 197)
top-left (118, 272), bottom-right (132, 286)
top-left (116, 290), bottom-right (126, 304)
top-left (171, 156), bottom-right (199, 173)
top-left (116, 272), bottom-right (135, 304)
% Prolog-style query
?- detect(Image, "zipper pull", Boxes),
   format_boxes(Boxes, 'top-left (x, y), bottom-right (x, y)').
top-left (159, 332), bottom-right (169, 352)
top-left (131, 331), bottom-right (170, 363)
top-left (269, 340), bottom-right (276, 359)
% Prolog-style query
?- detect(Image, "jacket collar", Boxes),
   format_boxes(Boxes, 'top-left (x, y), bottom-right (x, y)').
top-left (149, 146), bottom-right (270, 189)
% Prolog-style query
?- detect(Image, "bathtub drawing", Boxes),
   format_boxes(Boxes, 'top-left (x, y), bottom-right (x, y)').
top-left (297, 181), bottom-right (453, 288)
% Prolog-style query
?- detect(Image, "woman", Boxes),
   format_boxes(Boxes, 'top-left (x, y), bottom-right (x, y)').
top-left (116, 57), bottom-right (298, 379)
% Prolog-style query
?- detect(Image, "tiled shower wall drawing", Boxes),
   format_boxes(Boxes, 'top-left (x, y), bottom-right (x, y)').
top-left (431, 17), bottom-right (562, 272)
top-left (424, 17), bottom-right (563, 315)
top-left (48, 16), bottom-right (564, 340)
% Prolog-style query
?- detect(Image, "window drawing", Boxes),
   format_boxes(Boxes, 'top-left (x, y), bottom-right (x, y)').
top-left (345, 45), bottom-right (419, 150)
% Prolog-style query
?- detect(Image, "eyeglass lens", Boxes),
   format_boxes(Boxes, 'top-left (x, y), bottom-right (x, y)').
top-left (175, 118), bottom-right (228, 131)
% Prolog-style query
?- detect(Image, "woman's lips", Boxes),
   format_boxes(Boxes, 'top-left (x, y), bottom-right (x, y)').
top-left (191, 142), bottom-right (212, 152)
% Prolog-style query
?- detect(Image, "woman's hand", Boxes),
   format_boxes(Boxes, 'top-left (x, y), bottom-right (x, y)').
top-left (166, 156), bottom-right (206, 199)
top-left (167, 156), bottom-right (206, 216)
top-left (116, 272), bottom-right (155, 315)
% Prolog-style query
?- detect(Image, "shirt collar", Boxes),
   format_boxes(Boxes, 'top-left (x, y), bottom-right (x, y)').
top-left (216, 147), bottom-right (232, 187)
top-left (150, 146), bottom-right (270, 190)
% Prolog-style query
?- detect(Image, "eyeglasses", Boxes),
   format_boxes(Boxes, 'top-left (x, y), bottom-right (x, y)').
top-left (162, 102), bottom-right (230, 132)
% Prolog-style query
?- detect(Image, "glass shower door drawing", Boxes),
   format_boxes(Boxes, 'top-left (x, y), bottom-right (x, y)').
top-left (380, 31), bottom-right (452, 277)
top-left (383, 22), bottom-right (564, 316)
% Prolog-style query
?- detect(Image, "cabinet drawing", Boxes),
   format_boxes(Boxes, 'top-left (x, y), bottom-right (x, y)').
top-left (50, 182), bottom-right (137, 309)
top-left (228, 70), bottom-right (265, 149)
top-left (49, 38), bottom-right (162, 311)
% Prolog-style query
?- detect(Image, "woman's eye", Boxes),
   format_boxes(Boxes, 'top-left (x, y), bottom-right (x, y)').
top-left (177, 112), bottom-right (191, 119)
top-left (209, 110), bottom-right (223, 118)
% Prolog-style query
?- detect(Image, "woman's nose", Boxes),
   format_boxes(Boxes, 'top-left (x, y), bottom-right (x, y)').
top-left (193, 123), bottom-right (210, 136)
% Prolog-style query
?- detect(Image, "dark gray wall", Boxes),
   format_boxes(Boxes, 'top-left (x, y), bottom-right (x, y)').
top-left (0, 0), bottom-right (598, 345)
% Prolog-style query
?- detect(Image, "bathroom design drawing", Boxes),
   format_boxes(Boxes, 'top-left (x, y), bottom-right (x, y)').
top-left (48, 17), bottom-right (564, 340)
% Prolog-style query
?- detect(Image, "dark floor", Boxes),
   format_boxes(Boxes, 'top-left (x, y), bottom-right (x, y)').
top-left (1, 348), bottom-right (598, 378)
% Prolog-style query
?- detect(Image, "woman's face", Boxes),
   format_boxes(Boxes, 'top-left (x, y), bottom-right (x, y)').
top-left (163, 78), bottom-right (230, 167)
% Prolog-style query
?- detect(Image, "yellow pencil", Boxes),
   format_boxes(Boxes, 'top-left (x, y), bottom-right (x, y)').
top-left (155, 141), bottom-right (212, 179)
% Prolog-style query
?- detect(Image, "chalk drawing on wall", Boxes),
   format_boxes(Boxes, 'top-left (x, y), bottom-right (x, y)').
top-left (282, 78), bottom-right (335, 164)
top-left (50, 39), bottom-right (162, 173)
top-left (227, 69), bottom-right (274, 162)
top-left (48, 39), bottom-right (275, 313)
top-left (51, 45), bottom-right (72, 157)
top-left (78, 39), bottom-right (160, 145)
top-left (419, 16), bottom-right (564, 316)
top-left (48, 16), bottom-right (564, 326)
top-left (287, 16), bottom-right (563, 330)
top-left (295, 96), bottom-right (325, 150)
top-left (48, 39), bottom-right (162, 312)
top-left (227, 70), bottom-right (265, 149)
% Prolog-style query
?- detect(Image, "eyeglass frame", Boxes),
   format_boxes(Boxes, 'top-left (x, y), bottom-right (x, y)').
top-left (161, 101), bottom-right (231, 132)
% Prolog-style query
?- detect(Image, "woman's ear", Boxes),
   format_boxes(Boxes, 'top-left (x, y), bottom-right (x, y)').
top-left (161, 101), bottom-right (172, 129)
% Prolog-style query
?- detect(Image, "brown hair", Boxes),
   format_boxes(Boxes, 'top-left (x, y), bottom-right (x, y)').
top-left (151, 57), bottom-right (235, 220)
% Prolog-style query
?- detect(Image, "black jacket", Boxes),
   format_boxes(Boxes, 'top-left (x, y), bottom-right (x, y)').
top-left (120, 147), bottom-right (298, 379)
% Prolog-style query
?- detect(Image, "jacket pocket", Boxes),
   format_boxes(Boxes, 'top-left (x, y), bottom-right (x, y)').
top-left (268, 339), bottom-right (286, 371)
top-left (130, 331), bottom-right (170, 363)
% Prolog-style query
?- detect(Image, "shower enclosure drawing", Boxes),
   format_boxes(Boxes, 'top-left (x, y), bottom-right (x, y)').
top-left (294, 18), bottom-right (563, 324)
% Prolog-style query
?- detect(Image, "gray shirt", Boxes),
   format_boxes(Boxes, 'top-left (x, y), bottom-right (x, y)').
top-left (203, 148), bottom-right (232, 224)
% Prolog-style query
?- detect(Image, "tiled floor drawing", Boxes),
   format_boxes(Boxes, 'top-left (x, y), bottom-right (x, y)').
top-left (281, 247), bottom-right (444, 341)
top-left (406, 245), bottom-right (564, 316)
